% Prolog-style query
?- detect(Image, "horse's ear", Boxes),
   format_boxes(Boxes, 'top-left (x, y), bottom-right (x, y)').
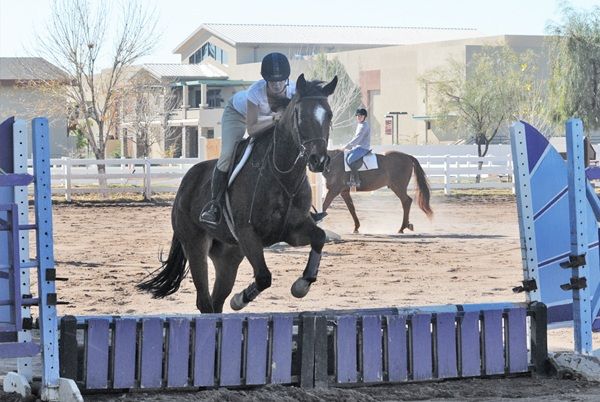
top-left (322, 75), bottom-right (338, 96)
top-left (296, 73), bottom-right (307, 94)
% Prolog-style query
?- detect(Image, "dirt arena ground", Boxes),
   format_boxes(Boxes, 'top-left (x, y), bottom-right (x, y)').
top-left (3, 190), bottom-right (600, 401)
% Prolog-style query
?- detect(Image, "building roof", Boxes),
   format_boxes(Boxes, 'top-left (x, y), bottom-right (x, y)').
top-left (0, 57), bottom-right (67, 81)
top-left (142, 63), bottom-right (228, 80)
top-left (175, 23), bottom-right (482, 52)
top-left (172, 79), bottom-right (255, 87)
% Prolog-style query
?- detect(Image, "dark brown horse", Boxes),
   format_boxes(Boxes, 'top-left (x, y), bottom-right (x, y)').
top-left (137, 75), bottom-right (338, 313)
top-left (321, 150), bottom-right (433, 233)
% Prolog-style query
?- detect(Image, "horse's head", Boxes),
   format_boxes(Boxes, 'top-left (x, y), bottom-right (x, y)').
top-left (290, 74), bottom-right (338, 172)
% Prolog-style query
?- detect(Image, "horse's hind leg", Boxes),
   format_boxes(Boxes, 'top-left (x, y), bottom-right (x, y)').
top-left (390, 185), bottom-right (413, 233)
top-left (181, 236), bottom-right (214, 313)
top-left (209, 241), bottom-right (244, 313)
top-left (340, 190), bottom-right (360, 233)
top-left (285, 219), bottom-right (327, 298)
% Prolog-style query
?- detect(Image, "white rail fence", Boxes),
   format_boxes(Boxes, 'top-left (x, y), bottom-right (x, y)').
top-left (28, 153), bottom-right (515, 201)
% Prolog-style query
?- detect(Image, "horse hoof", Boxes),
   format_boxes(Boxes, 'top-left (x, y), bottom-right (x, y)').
top-left (230, 292), bottom-right (248, 311)
top-left (291, 278), bottom-right (312, 298)
top-left (353, 229), bottom-right (359, 234)
top-left (408, 223), bottom-right (414, 231)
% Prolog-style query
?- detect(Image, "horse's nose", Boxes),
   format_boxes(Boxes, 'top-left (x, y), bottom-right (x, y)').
top-left (308, 153), bottom-right (329, 172)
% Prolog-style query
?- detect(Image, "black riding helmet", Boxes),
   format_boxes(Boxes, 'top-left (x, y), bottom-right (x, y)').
top-left (261, 52), bottom-right (291, 82)
top-left (355, 108), bottom-right (368, 117)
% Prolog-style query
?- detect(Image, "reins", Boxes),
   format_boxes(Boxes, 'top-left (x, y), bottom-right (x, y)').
top-left (247, 95), bottom-right (329, 235)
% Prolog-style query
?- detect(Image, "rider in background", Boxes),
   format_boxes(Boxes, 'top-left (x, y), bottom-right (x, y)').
top-left (200, 52), bottom-right (296, 226)
top-left (344, 108), bottom-right (371, 189)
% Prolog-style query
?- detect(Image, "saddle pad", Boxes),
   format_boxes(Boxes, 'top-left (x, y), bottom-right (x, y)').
top-left (343, 151), bottom-right (379, 172)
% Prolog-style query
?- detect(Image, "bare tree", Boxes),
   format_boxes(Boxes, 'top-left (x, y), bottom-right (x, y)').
top-left (307, 54), bottom-right (362, 143)
top-left (30, 0), bottom-right (158, 186)
top-left (119, 73), bottom-right (180, 157)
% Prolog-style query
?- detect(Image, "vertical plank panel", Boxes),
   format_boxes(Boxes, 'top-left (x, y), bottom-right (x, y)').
top-left (336, 315), bottom-right (357, 384)
top-left (271, 315), bottom-right (293, 384)
top-left (220, 316), bottom-right (243, 386)
top-left (299, 315), bottom-right (316, 388)
top-left (460, 312), bottom-right (481, 377)
top-left (362, 315), bottom-right (383, 383)
top-left (246, 317), bottom-right (268, 385)
top-left (483, 310), bottom-right (505, 375)
top-left (435, 312), bottom-right (458, 379)
top-left (411, 314), bottom-right (433, 381)
top-left (166, 318), bottom-right (191, 387)
top-left (193, 317), bottom-right (216, 387)
top-left (112, 318), bottom-right (137, 388)
top-left (386, 315), bottom-right (407, 382)
top-left (314, 316), bottom-right (329, 388)
top-left (140, 318), bottom-right (164, 388)
top-left (507, 308), bottom-right (528, 373)
top-left (85, 319), bottom-right (110, 389)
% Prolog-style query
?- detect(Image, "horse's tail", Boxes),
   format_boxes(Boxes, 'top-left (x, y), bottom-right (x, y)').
top-left (137, 235), bottom-right (188, 298)
top-left (409, 155), bottom-right (434, 218)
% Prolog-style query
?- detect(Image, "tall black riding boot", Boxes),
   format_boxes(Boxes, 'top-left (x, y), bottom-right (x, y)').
top-left (349, 160), bottom-right (361, 189)
top-left (199, 168), bottom-right (228, 226)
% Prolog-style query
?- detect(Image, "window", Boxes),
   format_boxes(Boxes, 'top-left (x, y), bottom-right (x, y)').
top-left (189, 42), bottom-right (228, 65)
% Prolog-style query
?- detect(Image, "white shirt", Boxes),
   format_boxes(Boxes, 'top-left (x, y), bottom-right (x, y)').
top-left (231, 79), bottom-right (296, 117)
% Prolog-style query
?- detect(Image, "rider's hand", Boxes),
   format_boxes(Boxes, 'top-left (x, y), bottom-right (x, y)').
top-left (272, 112), bottom-right (282, 123)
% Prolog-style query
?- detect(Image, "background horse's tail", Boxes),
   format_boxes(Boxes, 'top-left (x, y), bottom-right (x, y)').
top-left (137, 235), bottom-right (188, 298)
top-left (409, 155), bottom-right (434, 218)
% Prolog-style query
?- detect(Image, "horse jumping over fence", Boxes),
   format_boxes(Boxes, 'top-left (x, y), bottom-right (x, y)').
top-left (138, 74), bottom-right (338, 313)
top-left (321, 150), bottom-right (433, 233)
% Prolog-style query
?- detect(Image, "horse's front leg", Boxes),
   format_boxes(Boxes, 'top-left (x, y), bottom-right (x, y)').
top-left (229, 228), bottom-right (271, 311)
top-left (285, 219), bottom-right (327, 298)
top-left (340, 190), bottom-right (360, 233)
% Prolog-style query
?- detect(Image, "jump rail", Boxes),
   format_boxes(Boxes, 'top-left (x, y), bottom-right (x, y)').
top-left (58, 303), bottom-right (546, 392)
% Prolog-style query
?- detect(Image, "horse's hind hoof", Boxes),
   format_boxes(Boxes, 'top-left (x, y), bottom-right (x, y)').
top-left (230, 292), bottom-right (248, 311)
top-left (291, 278), bottom-right (312, 298)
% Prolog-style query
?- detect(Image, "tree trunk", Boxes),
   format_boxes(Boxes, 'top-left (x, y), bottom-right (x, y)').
top-left (475, 133), bottom-right (490, 184)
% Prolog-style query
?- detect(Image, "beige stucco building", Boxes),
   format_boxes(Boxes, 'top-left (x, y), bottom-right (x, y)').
top-left (0, 57), bottom-right (75, 157)
top-left (120, 24), bottom-right (550, 158)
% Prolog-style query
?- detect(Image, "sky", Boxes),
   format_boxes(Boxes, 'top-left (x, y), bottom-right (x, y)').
top-left (0, 0), bottom-right (599, 66)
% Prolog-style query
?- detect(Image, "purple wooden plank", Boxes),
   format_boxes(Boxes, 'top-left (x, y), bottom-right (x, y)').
top-left (85, 319), bottom-right (110, 389)
top-left (386, 315), bottom-right (407, 382)
top-left (483, 310), bottom-right (505, 375)
top-left (246, 317), bottom-right (268, 385)
top-left (460, 312), bottom-right (481, 377)
top-left (0, 173), bottom-right (33, 187)
top-left (0, 117), bottom-right (14, 171)
top-left (411, 314), bottom-right (433, 381)
top-left (166, 317), bottom-right (191, 387)
top-left (0, 342), bottom-right (40, 358)
top-left (220, 316), bottom-right (243, 386)
top-left (435, 312), bottom-right (458, 379)
top-left (193, 317), bottom-right (216, 387)
top-left (336, 315), bottom-right (357, 383)
top-left (362, 315), bottom-right (383, 383)
top-left (271, 315), bottom-right (293, 384)
top-left (140, 318), bottom-right (164, 388)
top-left (507, 308), bottom-right (528, 373)
top-left (112, 318), bottom-right (137, 388)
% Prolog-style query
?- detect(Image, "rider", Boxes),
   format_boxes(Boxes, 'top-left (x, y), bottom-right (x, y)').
top-left (344, 108), bottom-right (371, 189)
top-left (199, 52), bottom-right (295, 226)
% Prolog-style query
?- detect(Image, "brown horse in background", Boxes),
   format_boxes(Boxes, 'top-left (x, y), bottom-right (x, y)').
top-left (321, 150), bottom-right (433, 233)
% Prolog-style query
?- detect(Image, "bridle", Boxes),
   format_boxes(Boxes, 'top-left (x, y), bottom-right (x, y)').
top-left (271, 95), bottom-right (329, 174)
